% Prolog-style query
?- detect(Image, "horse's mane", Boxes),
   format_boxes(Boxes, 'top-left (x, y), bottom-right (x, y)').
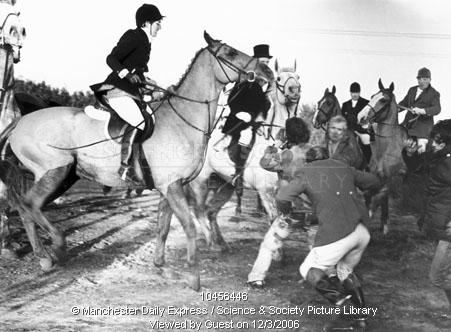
top-left (172, 47), bottom-right (207, 91)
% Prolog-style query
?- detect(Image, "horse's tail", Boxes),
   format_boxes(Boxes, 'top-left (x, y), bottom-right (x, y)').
top-left (0, 119), bottom-right (29, 208)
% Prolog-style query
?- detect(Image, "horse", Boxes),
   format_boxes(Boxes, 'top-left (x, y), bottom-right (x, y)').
top-left (357, 79), bottom-right (409, 234)
top-left (312, 85), bottom-right (341, 131)
top-left (0, 3), bottom-right (25, 257)
top-left (184, 60), bottom-right (301, 250)
top-left (0, 32), bottom-right (274, 290)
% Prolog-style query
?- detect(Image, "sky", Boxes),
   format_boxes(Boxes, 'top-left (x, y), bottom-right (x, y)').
top-left (11, 0), bottom-right (451, 120)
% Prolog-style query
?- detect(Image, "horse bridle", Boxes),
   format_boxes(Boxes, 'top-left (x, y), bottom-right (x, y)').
top-left (276, 76), bottom-right (300, 104)
top-left (315, 95), bottom-right (340, 131)
top-left (206, 43), bottom-right (267, 85)
top-left (162, 43), bottom-right (270, 138)
top-left (265, 73), bottom-right (301, 140)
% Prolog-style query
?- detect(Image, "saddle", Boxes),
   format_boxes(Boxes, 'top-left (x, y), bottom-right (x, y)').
top-left (86, 84), bottom-right (155, 144)
top-left (85, 84), bottom-right (156, 189)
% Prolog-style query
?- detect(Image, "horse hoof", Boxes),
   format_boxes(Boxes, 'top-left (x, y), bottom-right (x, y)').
top-left (52, 247), bottom-right (67, 262)
top-left (1, 248), bottom-right (19, 260)
top-left (187, 271), bottom-right (201, 291)
top-left (196, 238), bottom-right (208, 247)
top-left (154, 258), bottom-right (165, 268)
top-left (39, 257), bottom-right (54, 271)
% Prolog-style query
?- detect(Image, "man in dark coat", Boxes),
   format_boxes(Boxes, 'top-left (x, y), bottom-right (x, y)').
top-left (92, 4), bottom-right (164, 183)
top-left (399, 67), bottom-right (441, 154)
top-left (222, 80), bottom-right (271, 193)
top-left (276, 146), bottom-right (380, 327)
top-left (402, 119), bottom-right (451, 307)
top-left (342, 82), bottom-right (372, 164)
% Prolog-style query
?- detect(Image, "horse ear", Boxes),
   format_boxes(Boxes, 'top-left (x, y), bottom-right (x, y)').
top-left (275, 59), bottom-right (279, 73)
top-left (378, 78), bottom-right (384, 91)
top-left (204, 31), bottom-right (216, 47)
top-left (294, 59), bottom-right (297, 72)
top-left (332, 85), bottom-right (336, 95)
top-left (389, 82), bottom-right (395, 92)
top-left (325, 88), bottom-right (329, 95)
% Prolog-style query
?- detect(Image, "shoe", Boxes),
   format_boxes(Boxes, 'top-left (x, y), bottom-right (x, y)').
top-left (247, 280), bottom-right (265, 289)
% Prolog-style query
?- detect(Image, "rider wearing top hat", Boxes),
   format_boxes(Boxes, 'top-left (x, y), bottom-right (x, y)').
top-left (92, 4), bottom-right (164, 183)
top-left (399, 67), bottom-right (441, 154)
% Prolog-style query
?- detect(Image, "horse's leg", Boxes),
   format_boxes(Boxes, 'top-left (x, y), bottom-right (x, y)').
top-left (154, 195), bottom-right (173, 267)
top-left (207, 182), bottom-right (235, 252)
top-left (256, 195), bottom-right (267, 215)
top-left (122, 188), bottom-right (132, 199)
top-left (188, 180), bottom-right (212, 246)
top-left (163, 179), bottom-right (200, 290)
top-left (256, 189), bottom-right (278, 222)
top-left (230, 187), bottom-right (243, 222)
top-left (381, 195), bottom-right (389, 235)
top-left (0, 213), bottom-right (17, 259)
top-left (19, 165), bottom-right (75, 267)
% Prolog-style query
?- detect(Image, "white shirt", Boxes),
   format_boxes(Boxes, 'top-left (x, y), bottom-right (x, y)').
top-left (415, 87), bottom-right (422, 100)
top-left (351, 99), bottom-right (358, 108)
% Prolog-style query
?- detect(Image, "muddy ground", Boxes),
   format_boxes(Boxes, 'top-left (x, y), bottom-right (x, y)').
top-left (0, 180), bottom-right (450, 332)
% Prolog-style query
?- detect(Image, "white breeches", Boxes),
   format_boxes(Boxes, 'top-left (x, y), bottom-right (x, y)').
top-left (354, 132), bottom-right (371, 145)
top-left (108, 96), bottom-right (145, 130)
top-left (299, 223), bottom-right (370, 281)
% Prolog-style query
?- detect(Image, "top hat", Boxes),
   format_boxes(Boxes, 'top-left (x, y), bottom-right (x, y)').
top-left (417, 67), bottom-right (431, 79)
top-left (253, 44), bottom-right (272, 59)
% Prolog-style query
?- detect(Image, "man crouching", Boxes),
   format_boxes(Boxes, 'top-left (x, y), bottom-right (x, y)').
top-left (276, 146), bottom-right (381, 330)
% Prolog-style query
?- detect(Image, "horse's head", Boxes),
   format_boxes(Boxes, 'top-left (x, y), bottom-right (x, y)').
top-left (0, 2), bottom-right (26, 63)
top-left (274, 59), bottom-right (301, 106)
top-left (313, 85), bottom-right (340, 129)
top-left (358, 79), bottom-right (395, 126)
top-left (204, 31), bottom-right (274, 91)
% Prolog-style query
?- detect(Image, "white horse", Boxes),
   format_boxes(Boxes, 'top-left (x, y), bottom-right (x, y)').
top-left (0, 0), bottom-right (26, 257)
top-left (187, 60), bottom-right (301, 249)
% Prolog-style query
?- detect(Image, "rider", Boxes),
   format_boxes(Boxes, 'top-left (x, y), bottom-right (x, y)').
top-left (247, 117), bottom-right (311, 288)
top-left (92, 4), bottom-right (164, 183)
top-left (399, 67), bottom-right (441, 154)
top-left (341, 82), bottom-right (372, 165)
top-left (252, 44), bottom-right (272, 66)
top-left (222, 80), bottom-right (271, 192)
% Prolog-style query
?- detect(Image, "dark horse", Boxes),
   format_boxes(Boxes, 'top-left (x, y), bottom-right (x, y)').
top-left (357, 79), bottom-right (409, 234)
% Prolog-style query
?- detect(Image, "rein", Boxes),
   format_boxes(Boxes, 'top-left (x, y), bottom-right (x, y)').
top-left (49, 43), bottom-right (266, 150)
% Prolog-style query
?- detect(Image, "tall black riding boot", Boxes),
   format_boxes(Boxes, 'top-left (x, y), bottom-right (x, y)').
top-left (306, 268), bottom-right (349, 305)
top-left (361, 144), bottom-right (372, 166)
top-left (118, 127), bottom-right (140, 184)
top-left (343, 272), bottom-right (365, 308)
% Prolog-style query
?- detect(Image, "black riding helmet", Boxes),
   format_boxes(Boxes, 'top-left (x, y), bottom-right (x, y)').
top-left (136, 4), bottom-right (164, 27)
